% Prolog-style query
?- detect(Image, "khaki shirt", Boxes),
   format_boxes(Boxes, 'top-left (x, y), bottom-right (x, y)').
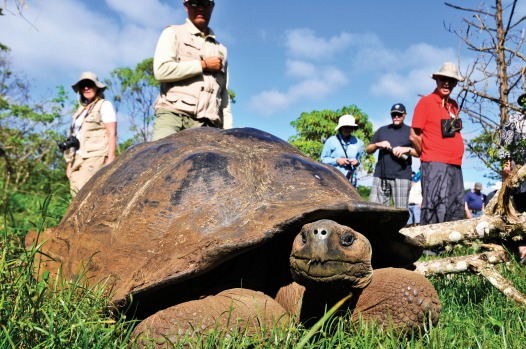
top-left (153, 19), bottom-right (232, 129)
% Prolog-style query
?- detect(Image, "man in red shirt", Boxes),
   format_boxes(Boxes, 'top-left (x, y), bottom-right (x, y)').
top-left (410, 62), bottom-right (465, 225)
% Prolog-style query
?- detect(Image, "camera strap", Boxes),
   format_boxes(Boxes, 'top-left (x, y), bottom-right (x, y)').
top-left (70, 98), bottom-right (103, 135)
top-left (337, 133), bottom-right (350, 159)
top-left (337, 133), bottom-right (354, 178)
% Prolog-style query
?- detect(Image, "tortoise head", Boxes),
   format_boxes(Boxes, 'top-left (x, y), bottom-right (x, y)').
top-left (290, 219), bottom-right (373, 290)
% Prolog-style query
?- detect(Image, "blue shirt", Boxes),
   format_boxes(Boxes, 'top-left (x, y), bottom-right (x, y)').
top-left (320, 134), bottom-right (364, 177)
top-left (465, 190), bottom-right (484, 211)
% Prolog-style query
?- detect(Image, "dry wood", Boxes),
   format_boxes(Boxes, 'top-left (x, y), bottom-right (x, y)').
top-left (404, 167), bottom-right (526, 306)
top-left (401, 165), bottom-right (526, 248)
top-left (414, 244), bottom-right (510, 276)
top-left (414, 244), bottom-right (526, 306)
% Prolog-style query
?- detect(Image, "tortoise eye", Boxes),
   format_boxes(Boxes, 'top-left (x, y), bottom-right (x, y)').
top-left (341, 233), bottom-right (355, 246)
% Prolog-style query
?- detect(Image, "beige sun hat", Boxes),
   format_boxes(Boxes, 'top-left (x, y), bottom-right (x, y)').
top-left (431, 62), bottom-right (464, 82)
top-left (71, 72), bottom-right (107, 93)
top-left (335, 114), bottom-right (359, 130)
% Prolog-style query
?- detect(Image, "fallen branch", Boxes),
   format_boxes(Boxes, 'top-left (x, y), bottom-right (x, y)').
top-left (414, 244), bottom-right (510, 275)
top-left (403, 167), bottom-right (526, 307)
top-left (401, 165), bottom-right (526, 248)
top-left (414, 244), bottom-right (526, 306)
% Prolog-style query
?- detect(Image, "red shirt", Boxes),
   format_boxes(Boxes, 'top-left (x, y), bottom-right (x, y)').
top-left (412, 91), bottom-right (464, 165)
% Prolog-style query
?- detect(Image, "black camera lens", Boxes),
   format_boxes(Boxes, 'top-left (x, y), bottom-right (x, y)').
top-left (57, 136), bottom-right (80, 151)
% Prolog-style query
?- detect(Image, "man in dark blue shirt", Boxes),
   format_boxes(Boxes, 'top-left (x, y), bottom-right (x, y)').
top-left (464, 182), bottom-right (484, 218)
top-left (366, 103), bottom-right (417, 208)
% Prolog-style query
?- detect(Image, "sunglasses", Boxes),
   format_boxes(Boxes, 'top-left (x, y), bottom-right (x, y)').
top-left (79, 81), bottom-right (96, 89)
top-left (391, 113), bottom-right (404, 118)
top-left (438, 76), bottom-right (457, 84)
top-left (186, 0), bottom-right (213, 8)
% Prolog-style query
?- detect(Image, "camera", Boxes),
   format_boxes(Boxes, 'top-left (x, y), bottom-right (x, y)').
top-left (57, 136), bottom-right (80, 151)
top-left (385, 147), bottom-right (409, 161)
top-left (441, 118), bottom-right (462, 138)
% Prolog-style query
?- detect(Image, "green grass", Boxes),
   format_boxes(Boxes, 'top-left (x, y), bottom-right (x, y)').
top-left (1, 193), bottom-right (526, 348)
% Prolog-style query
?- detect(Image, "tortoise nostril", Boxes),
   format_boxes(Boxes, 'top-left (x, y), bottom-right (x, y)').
top-left (320, 229), bottom-right (327, 236)
top-left (313, 229), bottom-right (318, 235)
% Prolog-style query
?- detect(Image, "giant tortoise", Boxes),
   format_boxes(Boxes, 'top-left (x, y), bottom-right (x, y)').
top-left (28, 127), bottom-right (440, 345)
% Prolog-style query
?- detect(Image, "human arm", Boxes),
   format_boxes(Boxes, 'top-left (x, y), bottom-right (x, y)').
top-left (365, 140), bottom-right (391, 154)
top-left (320, 137), bottom-right (350, 167)
top-left (391, 146), bottom-right (417, 158)
top-left (410, 128), bottom-right (423, 157)
top-left (104, 122), bottom-right (117, 165)
top-left (350, 141), bottom-right (365, 167)
top-left (464, 201), bottom-right (472, 219)
top-left (100, 101), bottom-right (117, 165)
top-left (153, 26), bottom-right (223, 82)
top-left (220, 61), bottom-right (232, 129)
top-left (66, 162), bottom-right (72, 179)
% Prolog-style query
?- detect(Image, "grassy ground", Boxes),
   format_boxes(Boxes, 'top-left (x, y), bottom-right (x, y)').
top-left (2, 194), bottom-right (526, 348)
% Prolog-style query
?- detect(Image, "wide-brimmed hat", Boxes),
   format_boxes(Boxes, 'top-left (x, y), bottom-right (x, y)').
top-left (335, 114), bottom-right (359, 130)
top-left (72, 72), bottom-right (106, 93)
top-left (431, 62), bottom-right (464, 82)
top-left (474, 182), bottom-right (483, 190)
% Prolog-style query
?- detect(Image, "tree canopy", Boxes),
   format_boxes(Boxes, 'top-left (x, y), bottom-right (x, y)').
top-left (289, 104), bottom-right (376, 174)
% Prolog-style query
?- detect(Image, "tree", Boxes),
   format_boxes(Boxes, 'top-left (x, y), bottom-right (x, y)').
top-left (445, 0), bottom-right (526, 176)
top-left (288, 104), bottom-right (376, 174)
top-left (0, 46), bottom-right (71, 211)
top-left (104, 58), bottom-right (159, 144)
top-left (0, 0), bottom-right (27, 17)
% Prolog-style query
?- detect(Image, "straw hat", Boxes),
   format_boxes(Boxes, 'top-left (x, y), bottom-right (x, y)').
top-left (335, 114), bottom-right (359, 130)
top-left (71, 72), bottom-right (107, 93)
top-left (431, 62), bottom-right (464, 82)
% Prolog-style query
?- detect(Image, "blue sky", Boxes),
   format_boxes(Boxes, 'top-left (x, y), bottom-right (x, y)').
top-left (2, 0), bottom-right (525, 191)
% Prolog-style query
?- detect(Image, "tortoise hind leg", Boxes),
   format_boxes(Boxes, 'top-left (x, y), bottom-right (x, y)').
top-left (352, 268), bottom-right (441, 333)
top-left (132, 288), bottom-right (290, 347)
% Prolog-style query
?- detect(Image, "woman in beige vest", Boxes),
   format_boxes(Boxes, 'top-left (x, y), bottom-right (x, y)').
top-left (64, 72), bottom-right (117, 196)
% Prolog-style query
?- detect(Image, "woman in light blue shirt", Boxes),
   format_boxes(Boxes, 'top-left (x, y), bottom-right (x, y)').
top-left (320, 114), bottom-right (364, 183)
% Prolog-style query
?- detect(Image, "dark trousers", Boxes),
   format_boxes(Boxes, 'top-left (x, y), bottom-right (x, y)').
top-left (420, 161), bottom-right (465, 225)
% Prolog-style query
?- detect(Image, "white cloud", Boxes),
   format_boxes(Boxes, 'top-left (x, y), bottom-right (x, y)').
top-left (286, 60), bottom-right (316, 78)
top-left (284, 28), bottom-right (353, 61)
top-left (367, 43), bottom-right (461, 100)
top-left (105, 0), bottom-right (180, 28)
top-left (248, 89), bottom-right (289, 116)
top-left (1, 0), bottom-right (183, 90)
top-left (248, 65), bottom-right (348, 115)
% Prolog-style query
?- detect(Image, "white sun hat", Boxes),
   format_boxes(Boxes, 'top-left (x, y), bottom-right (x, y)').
top-left (335, 114), bottom-right (359, 130)
top-left (431, 62), bottom-right (464, 82)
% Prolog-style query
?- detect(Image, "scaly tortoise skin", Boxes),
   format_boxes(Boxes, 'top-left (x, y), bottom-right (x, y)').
top-left (28, 127), bottom-right (440, 345)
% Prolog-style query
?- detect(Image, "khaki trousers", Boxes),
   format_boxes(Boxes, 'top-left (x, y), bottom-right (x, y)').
top-left (152, 108), bottom-right (214, 141)
top-left (69, 155), bottom-right (106, 196)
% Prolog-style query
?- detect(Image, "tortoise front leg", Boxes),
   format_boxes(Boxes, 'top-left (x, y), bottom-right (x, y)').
top-left (351, 268), bottom-right (441, 332)
top-left (132, 288), bottom-right (290, 347)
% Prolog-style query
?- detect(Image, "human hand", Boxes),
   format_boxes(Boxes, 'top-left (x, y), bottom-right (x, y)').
top-left (376, 141), bottom-right (391, 149)
top-left (336, 158), bottom-right (352, 166)
top-left (392, 146), bottom-right (410, 158)
top-left (202, 56), bottom-right (223, 72)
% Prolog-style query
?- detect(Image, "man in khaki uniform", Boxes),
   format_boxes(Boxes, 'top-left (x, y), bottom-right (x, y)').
top-left (152, 0), bottom-right (232, 141)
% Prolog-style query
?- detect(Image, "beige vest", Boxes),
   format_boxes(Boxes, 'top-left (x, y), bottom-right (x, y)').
top-left (154, 24), bottom-right (227, 126)
top-left (65, 99), bottom-right (108, 162)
